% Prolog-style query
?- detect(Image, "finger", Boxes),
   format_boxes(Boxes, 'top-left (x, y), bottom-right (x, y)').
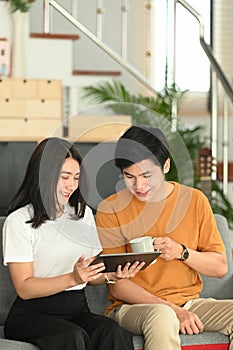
top-left (185, 326), bottom-right (194, 335)
top-left (85, 256), bottom-right (98, 264)
top-left (194, 318), bottom-right (204, 332)
top-left (134, 261), bottom-right (145, 270)
top-left (115, 263), bottom-right (128, 279)
top-left (179, 325), bottom-right (186, 335)
top-left (127, 262), bottom-right (145, 276)
top-left (128, 261), bottom-right (145, 272)
top-left (76, 256), bottom-right (95, 268)
top-left (88, 262), bottom-right (105, 273)
top-left (79, 265), bottom-right (104, 283)
top-left (88, 269), bottom-right (104, 280)
top-left (88, 272), bottom-right (104, 282)
top-left (77, 255), bottom-right (86, 263)
top-left (154, 242), bottom-right (166, 251)
top-left (181, 321), bottom-right (196, 335)
top-left (182, 319), bottom-right (201, 335)
top-left (154, 237), bottom-right (164, 244)
top-left (121, 262), bottom-right (132, 272)
top-left (116, 264), bottom-right (123, 273)
top-left (129, 261), bottom-right (140, 269)
top-left (187, 319), bottom-right (201, 335)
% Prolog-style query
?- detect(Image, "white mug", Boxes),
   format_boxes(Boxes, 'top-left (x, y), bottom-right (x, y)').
top-left (130, 236), bottom-right (156, 253)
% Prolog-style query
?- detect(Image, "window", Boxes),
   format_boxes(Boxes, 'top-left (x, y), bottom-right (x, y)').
top-left (152, 0), bottom-right (211, 92)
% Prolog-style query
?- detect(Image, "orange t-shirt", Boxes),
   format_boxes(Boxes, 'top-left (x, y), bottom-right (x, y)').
top-left (96, 182), bottom-right (225, 313)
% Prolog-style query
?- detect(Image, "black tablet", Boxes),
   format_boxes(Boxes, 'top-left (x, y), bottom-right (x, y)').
top-left (90, 251), bottom-right (161, 272)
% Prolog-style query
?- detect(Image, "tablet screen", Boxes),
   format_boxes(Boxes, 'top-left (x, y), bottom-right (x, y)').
top-left (90, 251), bottom-right (161, 272)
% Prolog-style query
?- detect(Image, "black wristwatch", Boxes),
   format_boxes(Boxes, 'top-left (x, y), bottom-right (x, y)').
top-left (178, 244), bottom-right (189, 261)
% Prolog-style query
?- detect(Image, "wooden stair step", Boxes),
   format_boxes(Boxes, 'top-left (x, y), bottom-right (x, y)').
top-left (72, 70), bottom-right (121, 76)
top-left (30, 33), bottom-right (80, 40)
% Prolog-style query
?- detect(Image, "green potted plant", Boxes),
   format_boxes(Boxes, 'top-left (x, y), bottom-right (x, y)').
top-left (7, 0), bottom-right (35, 13)
top-left (83, 80), bottom-right (233, 229)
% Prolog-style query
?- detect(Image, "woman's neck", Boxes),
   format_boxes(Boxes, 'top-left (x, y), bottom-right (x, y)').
top-left (56, 205), bottom-right (65, 218)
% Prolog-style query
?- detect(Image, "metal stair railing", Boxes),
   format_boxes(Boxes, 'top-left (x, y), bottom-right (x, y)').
top-left (176, 0), bottom-right (233, 195)
top-left (43, 0), bottom-right (232, 196)
top-left (43, 0), bottom-right (158, 97)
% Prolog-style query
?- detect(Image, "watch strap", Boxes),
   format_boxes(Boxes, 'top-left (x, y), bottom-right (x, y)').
top-left (178, 244), bottom-right (189, 261)
top-left (105, 274), bottom-right (117, 284)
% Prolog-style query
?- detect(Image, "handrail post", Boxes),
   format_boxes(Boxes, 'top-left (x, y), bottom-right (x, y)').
top-left (44, 0), bottom-right (51, 33)
top-left (47, 0), bottom-right (159, 96)
top-left (71, 0), bottom-right (78, 18)
top-left (96, 0), bottom-right (104, 40)
top-left (223, 95), bottom-right (229, 195)
top-left (171, 0), bottom-right (178, 132)
top-left (121, 0), bottom-right (129, 60)
top-left (211, 71), bottom-right (218, 183)
top-left (176, 0), bottom-right (233, 199)
top-left (177, 0), bottom-right (233, 102)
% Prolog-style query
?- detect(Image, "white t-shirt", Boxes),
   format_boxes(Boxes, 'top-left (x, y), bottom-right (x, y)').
top-left (3, 204), bottom-right (102, 290)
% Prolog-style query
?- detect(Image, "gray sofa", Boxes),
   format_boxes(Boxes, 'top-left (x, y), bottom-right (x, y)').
top-left (0, 214), bottom-right (232, 350)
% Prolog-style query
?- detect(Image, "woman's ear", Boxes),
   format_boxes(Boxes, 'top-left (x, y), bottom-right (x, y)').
top-left (163, 158), bottom-right (170, 174)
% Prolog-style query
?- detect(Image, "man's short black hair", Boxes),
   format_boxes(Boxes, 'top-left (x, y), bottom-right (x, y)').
top-left (114, 125), bottom-right (170, 170)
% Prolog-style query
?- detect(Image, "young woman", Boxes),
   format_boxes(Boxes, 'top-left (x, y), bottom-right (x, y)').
top-left (2, 137), bottom-right (142, 350)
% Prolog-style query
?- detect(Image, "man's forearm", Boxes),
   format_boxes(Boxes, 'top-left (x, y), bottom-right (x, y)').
top-left (109, 278), bottom-right (171, 306)
top-left (183, 250), bottom-right (227, 277)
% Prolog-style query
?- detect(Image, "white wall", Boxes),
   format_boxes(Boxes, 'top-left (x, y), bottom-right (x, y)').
top-left (0, 1), bottom-right (232, 205)
top-left (28, 0), bottom-right (144, 95)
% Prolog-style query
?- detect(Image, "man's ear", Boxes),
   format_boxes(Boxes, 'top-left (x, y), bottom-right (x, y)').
top-left (163, 158), bottom-right (170, 174)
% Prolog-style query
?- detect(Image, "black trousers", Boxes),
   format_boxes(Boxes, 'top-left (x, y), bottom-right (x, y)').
top-left (4, 289), bottom-right (134, 350)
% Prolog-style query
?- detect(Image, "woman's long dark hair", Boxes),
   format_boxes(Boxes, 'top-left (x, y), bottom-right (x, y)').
top-left (8, 137), bottom-right (87, 228)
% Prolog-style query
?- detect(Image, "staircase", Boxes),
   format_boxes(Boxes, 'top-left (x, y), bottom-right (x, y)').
top-left (0, 0), bottom-right (233, 199)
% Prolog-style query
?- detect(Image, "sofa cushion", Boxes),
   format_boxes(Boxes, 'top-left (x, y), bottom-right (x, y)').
top-left (0, 324), bottom-right (38, 350)
top-left (181, 213), bottom-right (232, 349)
top-left (0, 337), bottom-right (39, 350)
top-left (86, 214), bottom-right (232, 350)
top-left (85, 284), bottom-right (110, 314)
top-left (180, 332), bottom-right (230, 346)
top-left (0, 217), bottom-right (17, 325)
top-left (133, 333), bottom-right (230, 350)
top-left (200, 214), bottom-right (233, 300)
top-left (1, 214), bottom-right (232, 350)
top-left (181, 346), bottom-right (228, 350)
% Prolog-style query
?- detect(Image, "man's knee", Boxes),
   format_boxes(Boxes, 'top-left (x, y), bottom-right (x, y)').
top-left (144, 304), bottom-right (179, 334)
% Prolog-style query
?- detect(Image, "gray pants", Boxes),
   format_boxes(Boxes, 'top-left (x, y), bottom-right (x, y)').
top-left (108, 298), bottom-right (233, 350)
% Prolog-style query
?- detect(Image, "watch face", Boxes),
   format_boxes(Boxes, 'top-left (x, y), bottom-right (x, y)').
top-left (183, 250), bottom-right (189, 260)
top-left (178, 245), bottom-right (189, 261)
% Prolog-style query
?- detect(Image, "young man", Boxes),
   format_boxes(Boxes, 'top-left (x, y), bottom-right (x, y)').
top-left (96, 125), bottom-right (233, 350)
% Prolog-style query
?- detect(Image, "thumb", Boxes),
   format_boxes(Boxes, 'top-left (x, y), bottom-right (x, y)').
top-left (77, 255), bottom-right (85, 263)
